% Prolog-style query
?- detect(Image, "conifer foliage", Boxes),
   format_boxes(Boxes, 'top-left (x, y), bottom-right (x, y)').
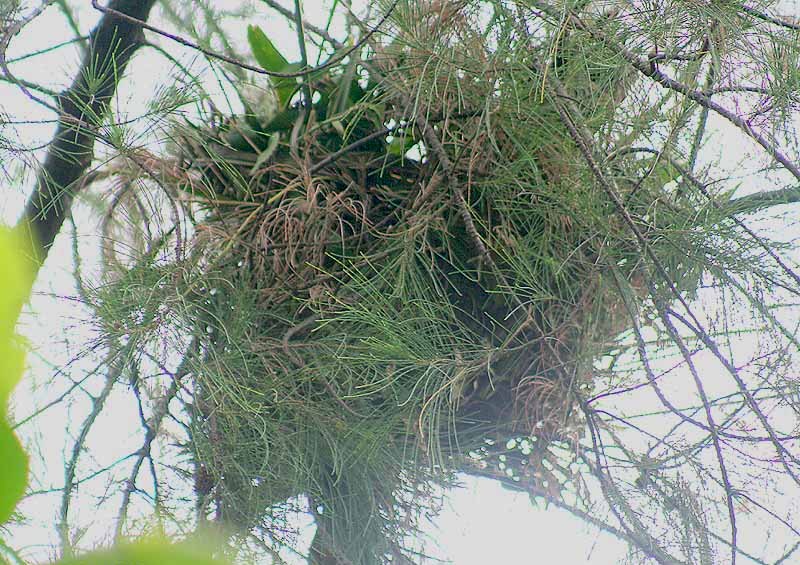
top-left (4, 1), bottom-right (800, 563)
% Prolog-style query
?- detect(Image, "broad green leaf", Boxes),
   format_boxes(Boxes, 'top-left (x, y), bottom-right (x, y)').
top-left (273, 62), bottom-right (302, 108)
top-left (247, 25), bottom-right (289, 72)
top-left (0, 227), bottom-right (32, 524)
top-left (0, 226), bottom-right (32, 409)
top-left (0, 337), bottom-right (24, 420)
top-left (56, 538), bottom-right (229, 565)
top-left (248, 25), bottom-right (299, 108)
top-left (0, 421), bottom-right (26, 524)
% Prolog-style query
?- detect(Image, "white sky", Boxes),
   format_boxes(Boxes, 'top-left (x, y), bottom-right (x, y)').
top-left (3, 0), bottom-right (799, 564)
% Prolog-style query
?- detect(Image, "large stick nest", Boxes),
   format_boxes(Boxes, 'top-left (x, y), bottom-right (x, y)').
top-left (97, 2), bottom-right (734, 561)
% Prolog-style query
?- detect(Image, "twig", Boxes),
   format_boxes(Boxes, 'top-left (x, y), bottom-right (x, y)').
top-left (59, 350), bottom-right (121, 558)
top-left (667, 308), bottom-right (800, 482)
top-left (620, 145), bottom-right (800, 290)
top-left (25, 453), bottom-right (136, 498)
top-left (688, 42), bottom-right (717, 170)
top-left (0, 0), bottom-right (61, 112)
top-left (581, 409), bottom-right (686, 565)
top-left (775, 541), bottom-right (800, 565)
top-left (282, 314), bottom-right (365, 418)
top-left (54, 0), bottom-right (88, 57)
top-left (531, 2), bottom-right (800, 183)
top-left (91, 0), bottom-right (398, 80)
top-left (538, 63), bottom-right (799, 479)
top-left (292, 0), bottom-right (313, 111)
top-left (309, 126), bottom-right (392, 174)
top-left (0, 74), bottom-right (58, 97)
top-left (259, 0), bottom-right (345, 49)
top-left (655, 299), bottom-right (739, 565)
top-left (18, 0), bottom-right (158, 269)
top-left (115, 350), bottom-right (192, 541)
top-left (3, 34), bottom-right (88, 65)
top-left (397, 93), bottom-right (496, 270)
top-left (740, 5), bottom-right (800, 31)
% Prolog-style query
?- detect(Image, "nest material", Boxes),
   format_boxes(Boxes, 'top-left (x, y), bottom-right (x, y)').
top-left (157, 6), bottom-right (712, 562)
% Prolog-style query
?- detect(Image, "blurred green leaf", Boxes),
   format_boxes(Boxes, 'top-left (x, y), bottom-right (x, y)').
top-left (652, 160), bottom-right (681, 189)
top-left (56, 538), bottom-right (229, 565)
top-left (264, 107), bottom-right (301, 132)
top-left (0, 422), bottom-right (26, 525)
top-left (387, 133), bottom-right (415, 156)
top-left (0, 227), bottom-right (32, 524)
top-left (250, 132), bottom-right (281, 174)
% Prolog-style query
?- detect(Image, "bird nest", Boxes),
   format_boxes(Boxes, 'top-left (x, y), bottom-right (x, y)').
top-left (98, 6), bottom-right (721, 561)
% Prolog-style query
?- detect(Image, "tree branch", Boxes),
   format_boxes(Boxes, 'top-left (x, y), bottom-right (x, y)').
top-left (530, 1), bottom-right (800, 184)
top-left (90, 0), bottom-right (397, 79)
top-left (17, 0), bottom-right (157, 268)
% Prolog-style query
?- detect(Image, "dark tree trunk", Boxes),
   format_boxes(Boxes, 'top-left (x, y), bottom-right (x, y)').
top-left (309, 527), bottom-right (344, 565)
top-left (18, 0), bottom-right (157, 267)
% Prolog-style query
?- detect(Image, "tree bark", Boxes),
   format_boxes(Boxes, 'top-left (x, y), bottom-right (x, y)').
top-left (17, 0), bottom-right (157, 268)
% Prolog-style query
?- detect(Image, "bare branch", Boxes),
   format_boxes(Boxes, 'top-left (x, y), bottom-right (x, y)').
top-left (740, 5), bottom-right (800, 31)
top-left (90, 0), bottom-right (398, 79)
top-left (17, 0), bottom-right (158, 269)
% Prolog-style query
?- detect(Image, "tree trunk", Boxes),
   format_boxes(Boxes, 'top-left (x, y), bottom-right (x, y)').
top-left (18, 0), bottom-right (156, 268)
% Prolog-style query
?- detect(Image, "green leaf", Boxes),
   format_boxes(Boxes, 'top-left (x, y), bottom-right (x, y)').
top-left (0, 227), bottom-right (32, 524)
top-left (56, 538), bottom-right (229, 565)
top-left (263, 107), bottom-right (301, 132)
top-left (0, 421), bottom-right (26, 525)
top-left (250, 132), bottom-right (281, 174)
top-left (386, 133), bottom-right (415, 156)
top-left (273, 63), bottom-right (302, 108)
top-left (247, 25), bottom-right (288, 72)
top-left (651, 160), bottom-right (681, 189)
top-left (247, 25), bottom-right (299, 108)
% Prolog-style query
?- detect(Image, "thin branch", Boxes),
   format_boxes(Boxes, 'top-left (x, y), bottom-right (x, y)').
top-left (26, 453), bottom-right (136, 498)
top-left (115, 370), bottom-right (185, 541)
top-left (4, 35), bottom-right (88, 65)
top-left (541, 62), bottom-right (800, 497)
top-left (728, 185), bottom-right (800, 213)
top-left (54, 0), bottom-right (88, 56)
top-left (0, 73), bottom-right (58, 97)
top-left (90, 0), bottom-right (398, 79)
top-left (17, 0), bottom-right (158, 270)
top-left (12, 360), bottom-right (96, 431)
top-left (59, 353), bottom-right (120, 558)
top-left (612, 145), bottom-right (800, 291)
top-left (688, 47), bottom-right (717, 170)
top-left (705, 85), bottom-right (772, 96)
top-left (530, 2), bottom-right (800, 183)
top-left (259, 0), bottom-right (345, 49)
top-left (740, 5), bottom-right (800, 31)
top-left (292, 0), bottom-right (313, 111)
top-left (0, 0), bottom-right (61, 111)
top-left (667, 308), bottom-right (800, 482)
top-left (581, 408), bottom-right (686, 565)
top-left (462, 464), bottom-right (648, 549)
top-left (539, 59), bottom-right (792, 557)
top-left (656, 299), bottom-right (739, 565)
top-left (309, 126), bottom-right (392, 174)
top-left (775, 541), bottom-right (800, 565)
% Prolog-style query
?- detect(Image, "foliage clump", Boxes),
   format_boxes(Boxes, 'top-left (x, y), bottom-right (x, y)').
top-left (107, 2), bottom-right (720, 560)
top-left (79, 0), bottom-right (800, 563)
